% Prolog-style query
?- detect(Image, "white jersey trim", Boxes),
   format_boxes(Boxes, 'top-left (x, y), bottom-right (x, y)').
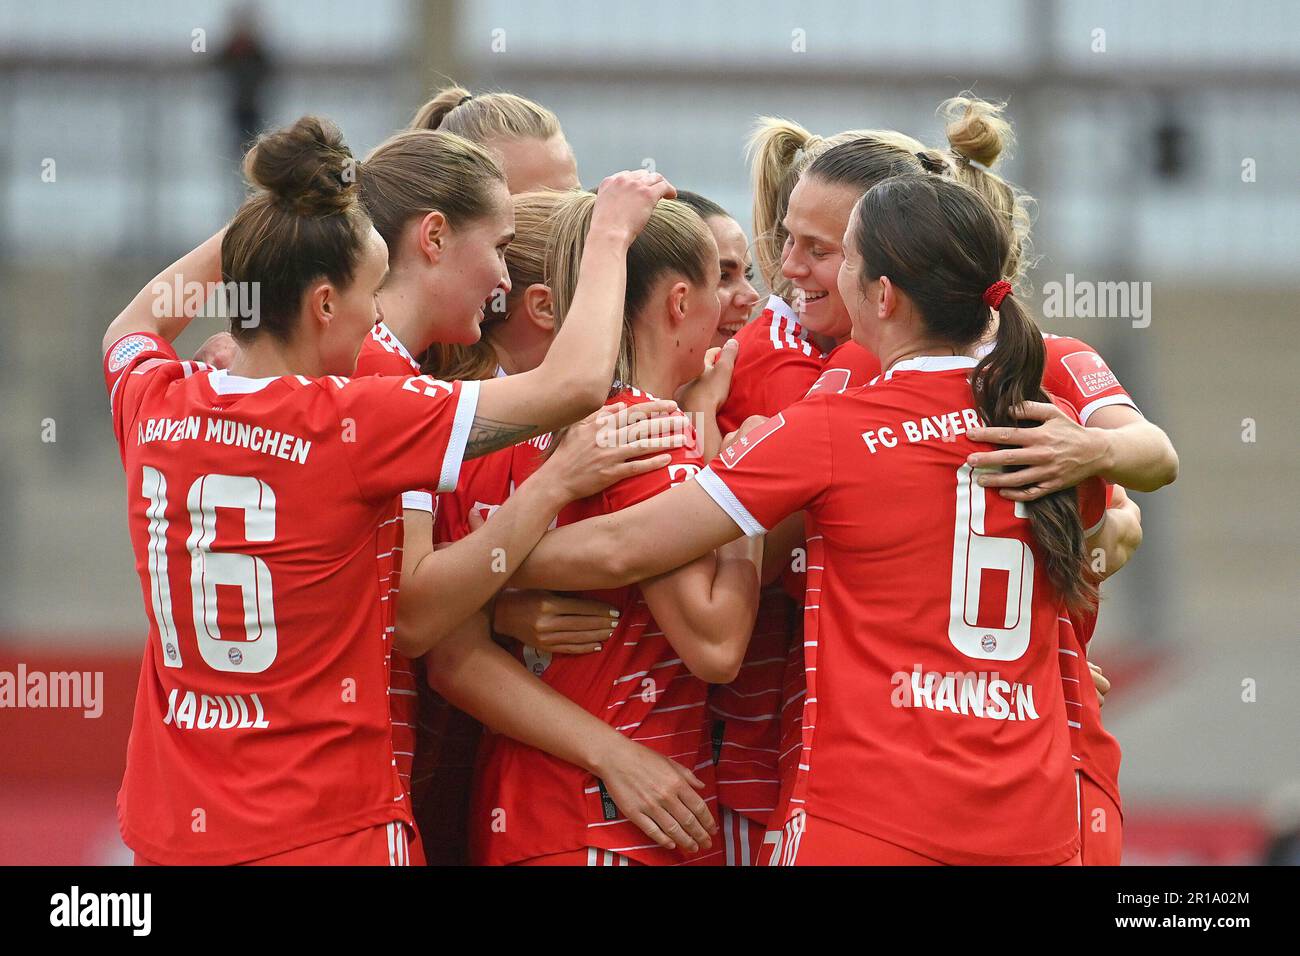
top-left (883, 355), bottom-right (980, 378)
top-left (207, 368), bottom-right (280, 395)
top-left (401, 490), bottom-right (434, 512)
top-left (373, 321), bottom-right (421, 372)
top-left (1078, 393), bottom-right (1139, 425)
top-left (694, 466), bottom-right (766, 537)
top-left (438, 379), bottom-right (481, 493)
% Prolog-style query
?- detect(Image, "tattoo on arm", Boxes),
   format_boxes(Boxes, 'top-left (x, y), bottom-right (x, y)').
top-left (465, 416), bottom-right (541, 459)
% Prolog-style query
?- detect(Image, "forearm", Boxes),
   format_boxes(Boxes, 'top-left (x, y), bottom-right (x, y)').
top-left (700, 538), bottom-right (764, 649)
top-left (395, 477), bottom-right (570, 656)
top-left (532, 228), bottom-right (632, 412)
top-left (649, 539), bottom-right (763, 683)
top-left (510, 513), bottom-right (657, 591)
top-left (511, 481), bottom-right (744, 592)
top-left (1094, 419), bottom-right (1178, 491)
top-left (1086, 501), bottom-right (1143, 581)
top-left (761, 513), bottom-right (806, 587)
top-left (104, 228), bottom-right (226, 352)
top-left (679, 402), bottom-right (723, 461)
top-left (425, 613), bottom-right (633, 777)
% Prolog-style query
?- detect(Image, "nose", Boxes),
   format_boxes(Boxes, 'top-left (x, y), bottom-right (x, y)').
top-left (781, 246), bottom-right (808, 280)
top-left (497, 269), bottom-right (512, 297)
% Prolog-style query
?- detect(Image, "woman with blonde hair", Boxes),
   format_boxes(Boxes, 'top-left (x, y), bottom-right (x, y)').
top-left (411, 83), bottom-right (580, 193)
top-left (465, 194), bottom-right (768, 866)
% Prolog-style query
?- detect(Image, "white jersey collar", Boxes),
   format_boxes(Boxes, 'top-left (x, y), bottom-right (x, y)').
top-left (883, 355), bottom-right (980, 379)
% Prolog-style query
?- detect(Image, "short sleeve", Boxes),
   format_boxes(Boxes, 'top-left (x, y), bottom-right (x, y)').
top-left (331, 374), bottom-right (480, 504)
top-left (693, 397), bottom-right (834, 537)
top-left (1042, 336), bottom-right (1138, 425)
top-left (103, 332), bottom-right (185, 444)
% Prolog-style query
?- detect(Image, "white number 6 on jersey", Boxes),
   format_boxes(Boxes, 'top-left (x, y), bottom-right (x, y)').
top-left (948, 464), bottom-right (1034, 662)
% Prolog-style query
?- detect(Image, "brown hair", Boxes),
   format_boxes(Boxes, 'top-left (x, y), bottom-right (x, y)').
top-left (358, 128), bottom-right (505, 257)
top-left (539, 192), bottom-right (714, 457)
top-left (747, 117), bottom-right (940, 298)
top-left (424, 189), bottom-right (573, 382)
top-left (411, 84), bottom-right (562, 146)
top-left (675, 189), bottom-right (730, 222)
top-left (851, 174), bottom-right (1097, 611)
top-left (547, 193), bottom-right (714, 389)
top-left (939, 93), bottom-right (1037, 289)
top-left (222, 115), bottom-right (372, 343)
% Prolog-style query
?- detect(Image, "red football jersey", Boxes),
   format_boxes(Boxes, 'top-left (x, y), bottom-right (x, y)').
top-left (1036, 334), bottom-right (1133, 809)
top-left (709, 296), bottom-right (819, 826)
top-left (1041, 335), bottom-right (1138, 425)
top-left (471, 388), bottom-right (722, 866)
top-left (807, 339), bottom-right (882, 396)
top-left (695, 356), bottom-right (1083, 865)
top-left (104, 330), bottom-right (479, 865)
top-left (416, 372), bottom-right (515, 866)
top-left (354, 323), bottom-right (433, 801)
top-left (716, 295), bottom-right (823, 435)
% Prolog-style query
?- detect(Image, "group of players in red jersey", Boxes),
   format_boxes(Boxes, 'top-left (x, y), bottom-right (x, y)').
top-left (102, 84), bottom-right (1176, 866)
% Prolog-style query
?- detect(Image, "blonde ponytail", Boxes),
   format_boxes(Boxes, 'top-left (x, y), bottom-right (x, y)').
top-left (938, 93), bottom-right (1037, 290)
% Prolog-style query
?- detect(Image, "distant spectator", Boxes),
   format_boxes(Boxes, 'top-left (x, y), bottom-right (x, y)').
top-left (218, 6), bottom-right (273, 155)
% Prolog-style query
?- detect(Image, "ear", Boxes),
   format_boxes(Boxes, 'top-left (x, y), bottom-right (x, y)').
top-left (522, 283), bottom-right (555, 333)
top-left (416, 210), bottom-right (449, 265)
top-left (666, 281), bottom-right (690, 327)
top-left (877, 275), bottom-right (897, 320)
top-left (306, 280), bottom-right (333, 332)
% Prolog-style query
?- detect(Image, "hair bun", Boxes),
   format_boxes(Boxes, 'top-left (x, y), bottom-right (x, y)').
top-left (243, 115), bottom-right (359, 216)
top-left (940, 93), bottom-right (1013, 168)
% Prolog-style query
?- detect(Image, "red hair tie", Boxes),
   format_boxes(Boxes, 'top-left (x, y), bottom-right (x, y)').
top-left (982, 280), bottom-right (1012, 310)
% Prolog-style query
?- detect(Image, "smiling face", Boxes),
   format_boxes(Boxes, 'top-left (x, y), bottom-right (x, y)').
top-left (435, 181), bottom-right (516, 345)
top-left (780, 174), bottom-right (862, 341)
top-left (489, 133), bottom-right (581, 194)
top-left (705, 214), bottom-right (760, 346)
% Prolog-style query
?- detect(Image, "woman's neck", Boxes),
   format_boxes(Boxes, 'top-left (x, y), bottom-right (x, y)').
top-left (487, 322), bottom-right (550, 376)
top-left (629, 337), bottom-right (683, 399)
top-left (878, 335), bottom-right (965, 373)
top-left (228, 334), bottom-right (315, 378)
top-left (377, 273), bottom-right (435, 356)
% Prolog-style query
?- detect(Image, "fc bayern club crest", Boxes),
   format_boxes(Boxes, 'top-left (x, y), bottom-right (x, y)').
top-left (108, 334), bottom-right (155, 372)
top-left (981, 633), bottom-right (997, 653)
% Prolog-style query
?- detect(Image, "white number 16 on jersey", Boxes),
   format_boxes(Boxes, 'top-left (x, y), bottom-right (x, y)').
top-left (948, 463), bottom-right (1034, 662)
top-left (142, 466), bottom-right (279, 673)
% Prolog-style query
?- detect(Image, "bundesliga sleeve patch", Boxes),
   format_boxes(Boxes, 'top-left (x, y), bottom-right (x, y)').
top-left (1060, 350), bottom-right (1121, 398)
top-left (719, 412), bottom-right (785, 469)
top-left (108, 334), bottom-right (158, 372)
top-left (805, 367), bottom-right (851, 398)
